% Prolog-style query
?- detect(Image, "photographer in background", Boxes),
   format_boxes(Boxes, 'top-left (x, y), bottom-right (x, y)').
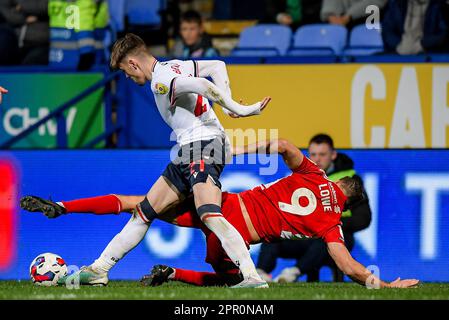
top-left (257, 134), bottom-right (372, 283)
top-left (171, 10), bottom-right (219, 58)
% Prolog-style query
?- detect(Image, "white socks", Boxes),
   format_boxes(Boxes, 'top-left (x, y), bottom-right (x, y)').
top-left (90, 209), bottom-right (261, 282)
top-left (92, 212), bottom-right (150, 273)
top-left (202, 215), bottom-right (261, 280)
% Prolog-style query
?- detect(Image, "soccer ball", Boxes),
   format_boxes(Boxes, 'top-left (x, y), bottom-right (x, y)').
top-left (29, 253), bottom-right (68, 286)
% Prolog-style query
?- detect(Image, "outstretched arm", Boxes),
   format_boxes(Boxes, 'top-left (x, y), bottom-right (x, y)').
top-left (196, 60), bottom-right (241, 118)
top-left (233, 138), bottom-right (304, 171)
top-left (327, 242), bottom-right (419, 288)
top-left (173, 76), bottom-right (270, 117)
top-left (196, 60), bottom-right (231, 96)
top-left (0, 86), bottom-right (8, 104)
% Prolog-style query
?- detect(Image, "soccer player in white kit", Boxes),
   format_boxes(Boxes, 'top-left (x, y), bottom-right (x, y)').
top-left (38, 33), bottom-right (271, 288)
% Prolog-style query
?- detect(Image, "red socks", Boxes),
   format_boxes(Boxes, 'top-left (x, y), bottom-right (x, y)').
top-left (61, 195), bottom-right (122, 215)
top-left (173, 268), bottom-right (240, 287)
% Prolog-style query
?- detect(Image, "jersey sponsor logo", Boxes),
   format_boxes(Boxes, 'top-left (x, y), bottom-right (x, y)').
top-left (155, 83), bottom-right (169, 95)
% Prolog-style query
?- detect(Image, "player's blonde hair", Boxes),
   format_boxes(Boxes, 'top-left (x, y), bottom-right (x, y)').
top-left (110, 33), bottom-right (149, 70)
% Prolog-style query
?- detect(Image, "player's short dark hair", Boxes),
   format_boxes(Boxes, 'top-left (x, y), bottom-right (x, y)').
top-left (180, 10), bottom-right (203, 25)
top-left (110, 33), bottom-right (148, 70)
top-left (309, 133), bottom-right (334, 150)
top-left (339, 176), bottom-right (363, 204)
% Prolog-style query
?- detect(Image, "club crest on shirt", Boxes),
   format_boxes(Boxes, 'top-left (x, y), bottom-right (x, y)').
top-left (155, 83), bottom-right (169, 95)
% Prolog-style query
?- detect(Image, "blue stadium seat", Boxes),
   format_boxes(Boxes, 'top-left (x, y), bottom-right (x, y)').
top-left (287, 24), bottom-right (347, 56)
top-left (108, 0), bottom-right (126, 32)
top-left (126, 0), bottom-right (165, 26)
top-left (343, 24), bottom-right (384, 56)
top-left (231, 24), bottom-right (292, 57)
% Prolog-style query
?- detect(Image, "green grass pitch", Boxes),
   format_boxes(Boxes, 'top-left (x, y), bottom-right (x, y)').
top-left (1, 281), bottom-right (449, 300)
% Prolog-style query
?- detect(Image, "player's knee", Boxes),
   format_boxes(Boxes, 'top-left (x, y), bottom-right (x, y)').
top-left (197, 204), bottom-right (222, 220)
top-left (136, 197), bottom-right (158, 223)
top-left (114, 194), bottom-right (144, 212)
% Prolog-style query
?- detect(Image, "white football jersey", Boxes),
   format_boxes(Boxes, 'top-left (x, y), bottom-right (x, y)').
top-left (150, 59), bottom-right (228, 147)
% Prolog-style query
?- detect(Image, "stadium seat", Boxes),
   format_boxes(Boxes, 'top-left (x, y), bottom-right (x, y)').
top-left (231, 24), bottom-right (292, 57)
top-left (108, 0), bottom-right (126, 32)
top-left (343, 24), bottom-right (384, 57)
top-left (287, 24), bottom-right (347, 56)
top-left (126, 0), bottom-right (165, 26)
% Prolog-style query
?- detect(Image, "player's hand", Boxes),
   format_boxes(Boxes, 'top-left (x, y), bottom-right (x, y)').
top-left (388, 277), bottom-right (420, 288)
top-left (259, 96), bottom-right (271, 113)
top-left (0, 86), bottom-right (8, 104)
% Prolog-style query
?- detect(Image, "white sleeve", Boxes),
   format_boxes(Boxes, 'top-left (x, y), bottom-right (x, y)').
top-left (194, 60), bottom-right (234, 116)
top-left (195, 60), bottom-right (231, 96)
top-left (171, 76), bottom-right (262, 117)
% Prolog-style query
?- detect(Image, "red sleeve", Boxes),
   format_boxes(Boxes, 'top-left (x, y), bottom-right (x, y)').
top-left (323, 225), bottom-right (345, 244)
top-left (293, 156), bottom-right (324, 175)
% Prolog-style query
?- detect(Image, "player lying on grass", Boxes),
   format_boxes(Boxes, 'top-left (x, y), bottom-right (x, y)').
top-left (21, 139), bottom-right (419, 288)
top-left (20, 33), bottom-right (271, 288)
top-left (138, 139), bottom-right (419, 288)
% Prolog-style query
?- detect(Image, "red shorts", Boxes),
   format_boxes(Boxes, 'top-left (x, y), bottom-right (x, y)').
top-left (173, 192), bottom-right (251, 274)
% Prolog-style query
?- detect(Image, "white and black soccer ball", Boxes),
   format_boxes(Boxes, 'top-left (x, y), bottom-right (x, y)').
top-left (29, 253), bottom-right (68, 286)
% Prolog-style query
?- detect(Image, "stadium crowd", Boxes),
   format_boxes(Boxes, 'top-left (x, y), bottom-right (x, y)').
top-left (0, 0), bottom-right (448, 68)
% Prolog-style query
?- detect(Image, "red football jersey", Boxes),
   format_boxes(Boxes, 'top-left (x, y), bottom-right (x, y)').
top-left (240, 157), bottom-right (347, 244)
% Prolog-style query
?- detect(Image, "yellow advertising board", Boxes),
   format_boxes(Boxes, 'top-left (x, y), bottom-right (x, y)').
top-left (217, 64), bottom-right (449, 148)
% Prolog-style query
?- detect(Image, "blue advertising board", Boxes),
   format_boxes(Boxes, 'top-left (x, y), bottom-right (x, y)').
top-left (0, 149), bottom-right (448, 282)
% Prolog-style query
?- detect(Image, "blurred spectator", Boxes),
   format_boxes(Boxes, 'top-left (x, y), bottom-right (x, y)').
top-left (48, 0), bottom-right (109, 70)
top-left (382, 0), bottom-right (449, 55)
top-left (0, 0), bottom-right (49, 65)
top-left (171, 10), bottom-right (219, 58)
top-left (321, 0), bottom-right (387, 28)
top-left (256, 134), bottom-right (372, 283)
top-left (262, 0), bottom-right (322, 29)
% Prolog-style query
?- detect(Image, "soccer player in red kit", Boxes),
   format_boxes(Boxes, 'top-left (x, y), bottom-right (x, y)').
top-left (21, 138), bottom-right (418, 288)
top-left (141, 139), bottom-right (419, 289)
